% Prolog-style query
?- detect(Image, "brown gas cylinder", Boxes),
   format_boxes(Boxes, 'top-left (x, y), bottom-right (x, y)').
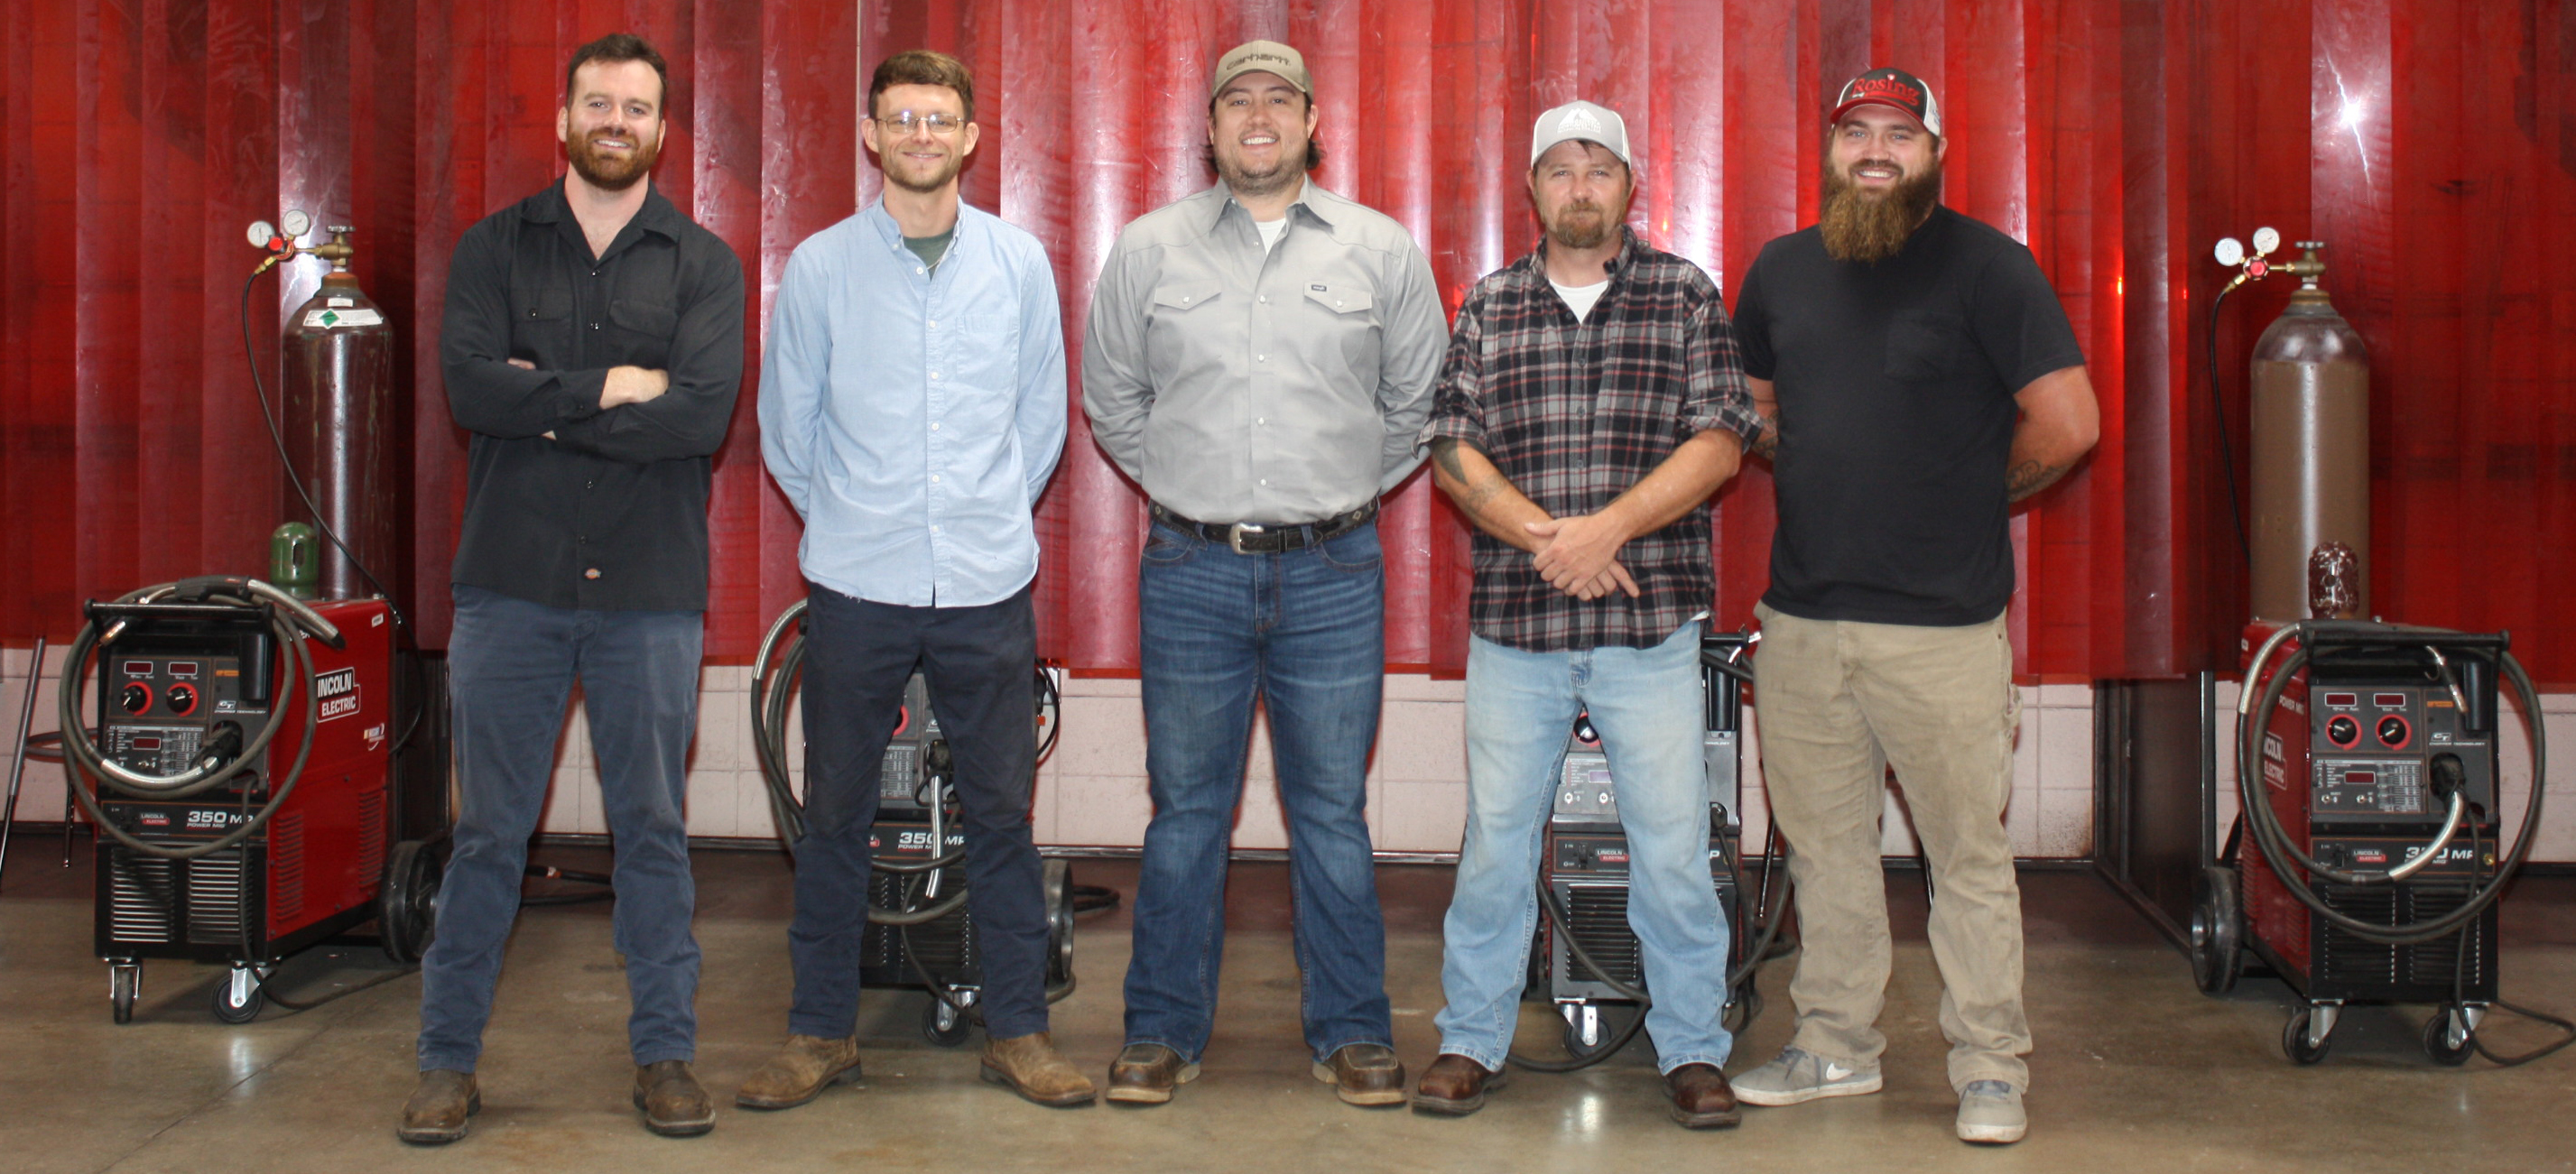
top-left (281, 226), bottom-right (400, 602)
top-left (2247, 242), bottom-right (2369, 623)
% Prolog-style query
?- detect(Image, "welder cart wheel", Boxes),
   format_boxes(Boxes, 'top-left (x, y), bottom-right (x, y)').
top-left (379, 839), bottom-right (443, 965)
top-left (211, 962), bottom-right (265, 1024)
top-left (109, 962), bottom-right (140, 1024)
top-left (1042, 858), bottom-right (1076, 993)
top-left (922, 994), bottom-right (974, 1047)
top-left (2189, 865), bottom-right (2243, 995)
top-left (2282, 1007), bottom-right (2333, 1065)
top-left (1559, 1003), bottom-right (1621, 1060)
top-left (2423, 1006), bottom-right (2475, 1067)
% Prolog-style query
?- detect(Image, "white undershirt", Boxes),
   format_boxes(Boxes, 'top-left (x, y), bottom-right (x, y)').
top-left (1255, 215), bottom-right (1290, 253)
top-left (1552, 279), bottom-right (1609, 323)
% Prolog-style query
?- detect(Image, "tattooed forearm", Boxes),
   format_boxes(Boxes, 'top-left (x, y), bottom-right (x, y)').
top-left (1747, 422), bottom-right (1779, 460)
top-left (1429, 436), bottom-right (1471, 484)
top-left (2006, 460), bottom-right (2070, 502)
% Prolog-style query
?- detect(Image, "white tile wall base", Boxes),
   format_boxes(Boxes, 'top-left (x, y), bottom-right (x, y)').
top-left (13, 649), bottom-right (2573, 865)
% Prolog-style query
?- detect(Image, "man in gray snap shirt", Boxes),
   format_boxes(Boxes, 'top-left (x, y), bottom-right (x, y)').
top-left (1080, 39), bottom-right (1446, 1109)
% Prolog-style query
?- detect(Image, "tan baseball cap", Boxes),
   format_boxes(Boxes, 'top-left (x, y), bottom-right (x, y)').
top-left (1210, 41), bottom-right (1311, 99)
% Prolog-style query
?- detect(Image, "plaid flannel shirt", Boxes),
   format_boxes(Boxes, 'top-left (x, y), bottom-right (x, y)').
top-left (1421, 228), bottom-right (1760, 652)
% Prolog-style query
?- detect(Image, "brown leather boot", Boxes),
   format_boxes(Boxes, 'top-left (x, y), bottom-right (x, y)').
top-left (980, 1032), bottom-right (1098, 1107)
top-left (395, 1069), bottom-right (480, 1144)
top-left (1104, 1042), bottom-right (1200, 1105)
top-left (1410, 1053), bottom-right (1506, 1116)
top-left (1664, 1062), bottom-right (1741, 1129)
top-left (735, 1035), bottom-right (864, 1110)
top-left (1312, 1042), bottom-right (1407, 1107)
top-left (633, 1059), bottom-right (716, 1137)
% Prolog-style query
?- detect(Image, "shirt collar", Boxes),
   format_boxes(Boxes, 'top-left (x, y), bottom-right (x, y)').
top-left (1202, 176), bottom-right (1340, 236)
top-left (523, 176), bottom-right (689, 243)
top-left (862, 198), bottom-right (973, 252)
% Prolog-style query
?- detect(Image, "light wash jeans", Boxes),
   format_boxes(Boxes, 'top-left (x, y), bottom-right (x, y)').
top-left (1432, 621), bottom-right (1732, 1074)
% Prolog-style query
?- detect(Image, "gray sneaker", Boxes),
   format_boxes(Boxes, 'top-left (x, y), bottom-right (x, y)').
top-left (1955, 1080), bottom-right (2026, 1144)
top-left (1729, 1047), bottom-right (1883, 1106)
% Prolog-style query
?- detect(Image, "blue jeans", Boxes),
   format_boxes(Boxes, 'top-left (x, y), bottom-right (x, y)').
top-left (1123, 517), bottom-right (1392, 1063)
top-left (1432, 622), bottom-right (1733, 1074)
top-left (787, 584), bottom-right (1050, 1040)
top-left (419, 584), bottom-right (704, 1072)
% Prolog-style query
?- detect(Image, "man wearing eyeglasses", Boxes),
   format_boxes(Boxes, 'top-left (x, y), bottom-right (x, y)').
top-left (1081, 40), bottom-right (1446, 1108)
top-left (746, 49), bottom-right (1082, 1111)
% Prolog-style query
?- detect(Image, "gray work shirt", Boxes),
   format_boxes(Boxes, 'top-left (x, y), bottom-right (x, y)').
top-left (1081, 180), bottom-right (1446, 524)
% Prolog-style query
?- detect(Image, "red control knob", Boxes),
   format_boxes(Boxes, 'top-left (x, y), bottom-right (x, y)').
top-left (120, 682), bottom-right (153, 715)
top-left (164, 683), bottom-right (199, 717)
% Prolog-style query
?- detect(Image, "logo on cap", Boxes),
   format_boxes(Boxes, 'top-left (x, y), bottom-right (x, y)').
top-left (1557, 106), bottom-right (1605, 137)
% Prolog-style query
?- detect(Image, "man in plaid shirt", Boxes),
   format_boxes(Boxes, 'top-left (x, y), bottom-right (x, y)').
top-left (1410, 101), bottom-right (1762, 1129)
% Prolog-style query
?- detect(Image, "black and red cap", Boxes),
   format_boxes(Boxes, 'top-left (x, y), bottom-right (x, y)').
top-left (1830, 67), bottom-right (1941, 136)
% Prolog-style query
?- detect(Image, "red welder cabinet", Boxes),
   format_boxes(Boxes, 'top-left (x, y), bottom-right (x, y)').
top-left (90, 596), bottom-right (398, 1021)
top-left (2204, 620), bottom-right (2503, 1065)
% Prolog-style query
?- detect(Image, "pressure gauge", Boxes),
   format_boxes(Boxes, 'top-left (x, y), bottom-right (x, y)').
top-left (2251, 226), bottom-right (2280, 255)
top-left (246, 220), bottom-right (277, 249)
top-left (281, 208), bottom-right (312, 240)
top-left (2214, 237), bottom-right (2245, 267)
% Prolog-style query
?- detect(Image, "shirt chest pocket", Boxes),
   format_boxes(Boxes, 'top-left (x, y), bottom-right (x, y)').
top-left (608, 298), bottom-right (679, 369)
top-left (1883, 310), bottom-right (1973, 382)
top-left (510, 282), bottom-right (574, 361)
top-left (1300, 282), bottom-right (1381, 371)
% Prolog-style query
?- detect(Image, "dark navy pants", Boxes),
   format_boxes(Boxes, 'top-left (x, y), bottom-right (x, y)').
top-left (418, 584), bottom-right (704, 1072)
top-left (787, 582), bottom-right (1049, 1040)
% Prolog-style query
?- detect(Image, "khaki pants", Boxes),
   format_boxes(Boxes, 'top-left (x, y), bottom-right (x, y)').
top-left (1751, 603), bottom-right (2030, 1092)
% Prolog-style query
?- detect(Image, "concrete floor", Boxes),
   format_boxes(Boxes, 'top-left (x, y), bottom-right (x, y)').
top-left (2, 839), bottom-right (2571, 1174)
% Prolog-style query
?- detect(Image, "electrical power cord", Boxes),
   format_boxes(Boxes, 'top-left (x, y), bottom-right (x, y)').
top-left (2445, 813), bottom-right (2576, 1066)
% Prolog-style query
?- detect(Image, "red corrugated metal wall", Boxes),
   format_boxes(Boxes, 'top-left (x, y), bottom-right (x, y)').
top-left (4, 0), bottom-right (2571, 682)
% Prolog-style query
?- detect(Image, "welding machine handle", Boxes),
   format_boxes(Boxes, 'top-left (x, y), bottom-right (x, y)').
top-left (164, 576), bottom-right (346, 650)
top-left (2298, 621), bottom-right (2509, 653)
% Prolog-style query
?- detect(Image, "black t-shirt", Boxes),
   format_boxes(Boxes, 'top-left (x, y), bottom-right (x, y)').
top-left (1733, 206), bottom-right (2083, 626)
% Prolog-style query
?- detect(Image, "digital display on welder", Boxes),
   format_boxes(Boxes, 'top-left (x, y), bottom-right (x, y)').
top-left (167, 661), bottom-right (199, 678)
top-left (2374, 693), bottom-right (2408, 708)
top-left (2314, 759), bottom-right (2425, 817)
top-left (123, 661), bottom-right (153, 677)
top-left (2322, 693), bottom-right (2358, 708)
top-left (131, 737), bottom-right (160, 750)
top-left (2344, 771), bottom-right (2374, 784)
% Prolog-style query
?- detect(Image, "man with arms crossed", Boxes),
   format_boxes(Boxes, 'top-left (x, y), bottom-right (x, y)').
top-left (1727, 68), bottom-right (2099, 1145)
top-left (1412, 101), bottom-right (1759, 1130)
top-left (407, 32), bottom-right (744, 1143)
top-left (746, 49), bottom-right (1085, 1110)
top-left (1081, 40), bottom-right (1446, 1107)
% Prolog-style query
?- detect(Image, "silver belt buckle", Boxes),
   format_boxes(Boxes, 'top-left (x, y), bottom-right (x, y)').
top-left (1228, 522), bottom-right (1266, 554)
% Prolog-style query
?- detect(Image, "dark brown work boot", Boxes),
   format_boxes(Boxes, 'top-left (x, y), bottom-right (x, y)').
top-left (1664, 1062), bottom-right (1741, 1129)
top-left (395, 1069), bottom-right (480, 1145)
top-left (1410, 1053), bottom-right (1507, 1116)
top-left (1312, 1042), bottom-right (1407, 1107)
top-left (979, 1031), bottom-right (1098, 1107)
top-left (633, 1059), bottom-right (716, 1137)
top-left (735, 1035), bottom-right (863, 1110)
top-left (1103, 1042), bottom-right (1200, 1105)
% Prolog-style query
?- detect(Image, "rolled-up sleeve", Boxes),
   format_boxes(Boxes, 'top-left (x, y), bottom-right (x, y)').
top-left (1420, 284), bottom-right (1490, 452)
top-left (1682, 287), bottom-right (1762, 448)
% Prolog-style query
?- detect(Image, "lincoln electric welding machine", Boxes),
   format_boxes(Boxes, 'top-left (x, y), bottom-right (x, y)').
top-left (2193, 620), bottom-right (2544, 1066)
top-left (63, 578), bottom-right (418, 1024)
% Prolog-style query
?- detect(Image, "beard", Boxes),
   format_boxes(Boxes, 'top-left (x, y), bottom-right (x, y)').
top-left (568, 128), bottom-right (660, 192)
top-left (884, 148), bottom-right (965, 195)
top-left (1819, 154), bottom-right (1941, 263)
top-left (1543, 199), bottom-right (1621, 251)
top-left (1214, 139), bottom-right (1306, 199)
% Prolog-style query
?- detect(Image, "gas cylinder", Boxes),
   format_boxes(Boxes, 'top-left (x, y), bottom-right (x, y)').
top-left (2247, 242), bottom-right (2368, 623)
top-left (281, 226), bottom-right (400, 602)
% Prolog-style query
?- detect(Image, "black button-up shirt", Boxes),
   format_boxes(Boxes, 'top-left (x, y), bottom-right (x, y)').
top-left (1422, 227), bottom-right (1762, 652)
top-left (440, 179), bottom-right (745, 612)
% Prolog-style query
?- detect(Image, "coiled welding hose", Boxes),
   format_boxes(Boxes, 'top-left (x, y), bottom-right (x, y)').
top-left (1506, 648), bottom-right (1796, 1073)
top-left (749, 599), bottom-right (1087, 1019)
top-left (56, 578), bottom-right (334, 862)
top-left (2238, 621), bottom-right (2570, 1064)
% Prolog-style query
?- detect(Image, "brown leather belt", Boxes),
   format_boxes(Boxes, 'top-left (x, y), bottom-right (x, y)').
top-left (1148, 500), bottom-right (1378, 554)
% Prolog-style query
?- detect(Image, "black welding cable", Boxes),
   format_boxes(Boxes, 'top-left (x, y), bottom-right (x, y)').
top-left (2446, 815), bottom-right (2576, 1068)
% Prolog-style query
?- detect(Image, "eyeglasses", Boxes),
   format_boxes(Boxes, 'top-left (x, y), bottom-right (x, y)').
top-left (876, 111), bottom-right (966, 136)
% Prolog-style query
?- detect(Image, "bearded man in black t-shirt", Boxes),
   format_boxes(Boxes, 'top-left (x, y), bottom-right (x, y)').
top-left (1726, 68), bottom-right (2099, 1148)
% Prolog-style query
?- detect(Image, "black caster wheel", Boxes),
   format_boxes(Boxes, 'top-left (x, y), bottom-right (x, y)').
top-left (2423, 1007), bottom-right (2475, 1067)
top-left (110, 963), bottom-right (140, 1025)
top-left (380, 839), bottom-right (443, 965)
top-left (1559, 1003), bottom-right (1622, 1060)
top-left (212, 965), bottom-right (265, 1024)
top-left (2283, 1008), bottom-right (2333, 1065)
top-left (922, 996), bottom-right (974, 1047)
top-left (2190, 866), bottom-right (2242, 994)
top-left (1042, 859), bottom-right (1076, 994)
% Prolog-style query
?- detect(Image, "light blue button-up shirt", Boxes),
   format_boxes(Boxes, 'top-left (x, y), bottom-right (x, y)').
top-left (760, 201), bottom-right (1067, 607)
